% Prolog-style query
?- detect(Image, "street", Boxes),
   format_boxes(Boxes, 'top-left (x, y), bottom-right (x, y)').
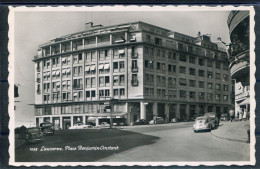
top-left (15, 122), bottom-right (249, 162)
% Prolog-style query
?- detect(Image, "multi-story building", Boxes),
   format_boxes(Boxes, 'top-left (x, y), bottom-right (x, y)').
top-left (33, 21), bottom-right (233, 129)
top-left (227, 11), bottom-right (250, 115)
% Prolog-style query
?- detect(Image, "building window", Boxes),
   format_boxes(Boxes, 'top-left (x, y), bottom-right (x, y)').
top-left (199, 58), bottom-right (204, 66)
top-left (189, 56), bottom-right (196, 64)
top-left (207, 93), bottom-right (213, 101)
top-left (208, 82), bottom-right (213, 89)
top-left (207, 71), bottom-right (213, 79)
top-left (180, 90), bottom-right (186, 98)
top-left (114, 89), bottom-right (119, 96)
top-left (179, 66), bottom-right (186, 74)
top-left (216, 73), bottom-right (221, 80)
top-left (146, 35), bottom-right (151, 42)
top-left (86, 91), bottom-right (90, 98)
top-left (179, 78), bottom-right (187, 86)
top-left (119, 75), bottom-right (125, 85)
top-left (155, 37), bottom-right (162, 45)
top-left (216, 84), bottom-right (221, 90)
top-left (199, 81), bottom-right (204, 88)
top-left (189, 68), bottom-right (195, 75)
top-left (113, 75), bottom-right (119, 86)
top-left (91, 90), bottom-right (96, 97)
top-left (216, 94), bottom-right (220, 101)
top-left (189, 80), bottom-right (196, 87)
top-left (145, 60), bottom-right (149, 68)
top-left (73, 79), bottom-right (83, 89)
top-left (132, 74), bottom-right (138, 86)
top-left (179, 54), bottom-right (187, 62)
top-left (99, 77), bottom-right (105, 87)
top-left (223, 95), bottom-right (228, 101)
top-left (105, 76), bottom-right (110, 87)
top-left (223, 74), bottom-right (229, 81)
top-left (157, 62), bottom-right (161, 70)
top-left (113, 62), bottom-right (119, 72)
top-left (120, 88), bottom-right (125, 96)
top-left (178, 43), bottom-right (184, 50)
top-left (199, 70), bottom-right (204, 77)
top-left (199, 92), bottom-right (204, 100)
top-left (216, 61), bottom-right (221, 69)
top-left (224, 85), bottom-right (229, 91)
top-left (207, 59), bottom-right (213, 67)
top-left (190, 91), bottom-right (196, 99)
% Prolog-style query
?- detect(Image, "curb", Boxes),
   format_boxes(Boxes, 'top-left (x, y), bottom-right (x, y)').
top-left (210, 130), bottom-right (249, 143)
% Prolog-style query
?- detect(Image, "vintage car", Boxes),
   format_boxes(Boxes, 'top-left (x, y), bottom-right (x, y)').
top-left (69, 122), bottom-right (93, 129)
top-left (193, 116), bottom-right (213, 132)
top-left (97, 122), bottom-right (110, 128)
top-left (149, 117), bottom-right (165, 124)
top-left (133, 119), bottom-right (148, 125)
top-left (40, 122), bottom-right (55, 135)
top-left (25, 127), bottom-right (43, 144)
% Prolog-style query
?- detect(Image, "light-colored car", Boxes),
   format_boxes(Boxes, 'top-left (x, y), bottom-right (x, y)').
top-left (97, 122), bottom-right (110, 128)
top-left (193, 116), bottom-right (213, 132)
top-left (149, 117), bottom-right (165, 124)
top-left (69, 122), bottom-right (93, 129)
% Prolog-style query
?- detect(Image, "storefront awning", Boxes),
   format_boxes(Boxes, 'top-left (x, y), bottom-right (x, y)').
top-left (47, 72), bottom-right (50, 76)
top-left (62, 57), bottom-right (66, 62)
top-left (56, 82), bottom-right (60, 86)
top-left (66, 69), bottom-right (71, 73)
top-left (118, 49), bottom-right (125, 54)
top-left (98, 64), bottom-right (104, 69)
top-left (90, 65), bottom-right (96, 71)
top-left (73, 92), bottom-right (78, 96)
top-left (62, 81), bottom-right (67, 85)
top-left (62, 69), bottom-right (66, 74)
top-left (56, 70), bottom-right (60, 75)
top-left (104, 63), bottom-right (110, 69)
top-left (52, 71), bottom-right (56, 76)
top-left (239, 97), bottom-right (250, 106)
top-left (85, 66), bottom-right (90, 72)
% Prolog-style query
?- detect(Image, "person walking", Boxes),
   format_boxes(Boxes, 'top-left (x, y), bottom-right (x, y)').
top-left (239, 108), bottom-right (243, 121)
top-left (229, 109), bottom-right (235, 122)
top-left (153, 115), bottom-right (157, 125)
top-left (243, 109), bottom-right (247, 121)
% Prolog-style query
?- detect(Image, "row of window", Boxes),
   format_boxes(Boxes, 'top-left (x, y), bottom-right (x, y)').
top-left (144, 87), bottom-right (229, 101)
top-left (42, 88), bottom-right (126, 102)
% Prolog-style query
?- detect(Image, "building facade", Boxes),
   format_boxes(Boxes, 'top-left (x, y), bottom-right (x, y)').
top-left (33, 21), bottom-right (233, 129)
top-left (227, 11), bottom-right (250, 115)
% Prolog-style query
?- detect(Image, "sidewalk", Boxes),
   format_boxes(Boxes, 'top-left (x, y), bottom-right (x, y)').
top-left (211, 120), bottom-right (250, 143)
top-left (15, 138), bottom-right (25, 149)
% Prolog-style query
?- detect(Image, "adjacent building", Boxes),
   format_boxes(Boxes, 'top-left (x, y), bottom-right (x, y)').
top-left (33, 21), bottom-right (233, 129)
top-left (227, 11), bottom-right (250, 115)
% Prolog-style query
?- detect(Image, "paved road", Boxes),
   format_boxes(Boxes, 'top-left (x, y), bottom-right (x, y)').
top-left (102, 123), bottom-right (250, 162)
top-left (15, 122), bottom-right (249, 162)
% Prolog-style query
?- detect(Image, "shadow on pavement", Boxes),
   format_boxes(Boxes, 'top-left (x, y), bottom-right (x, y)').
top-left (15, 128), bottom-right (160, 162)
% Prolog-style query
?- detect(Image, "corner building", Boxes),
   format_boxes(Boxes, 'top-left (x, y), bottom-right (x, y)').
top-left (33, 21), bottom-right (233, 129)
top-left (227, 11), bottom-right (250, 115)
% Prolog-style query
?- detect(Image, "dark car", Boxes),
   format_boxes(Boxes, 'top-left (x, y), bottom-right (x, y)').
top-left (133, 119), bottom-right (148, 125)
top-left (25, 127), bottom-right (43, 144)
top-left (40, 122), bottom-right (55, 135)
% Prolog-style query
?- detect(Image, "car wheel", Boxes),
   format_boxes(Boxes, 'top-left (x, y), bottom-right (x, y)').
top-left (194, 130), bottom-right (197, 133)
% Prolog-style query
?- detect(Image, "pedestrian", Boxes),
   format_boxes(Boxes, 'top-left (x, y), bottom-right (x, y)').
top-left (243, 109), bottom-right (247, 121)
top-left (153, 115), bottom-right (157, 125)
top-left (229, 109), bottom-right (235, 122)
top-left (239, 108), bottom-right (243, 121)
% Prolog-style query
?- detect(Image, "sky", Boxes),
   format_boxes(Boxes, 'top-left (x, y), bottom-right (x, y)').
top-left (13, 9), bottom-right (232, 128)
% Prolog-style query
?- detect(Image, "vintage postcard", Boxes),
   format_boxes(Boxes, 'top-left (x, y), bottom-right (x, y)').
top-left (8, 5), bottom-right (256, 166)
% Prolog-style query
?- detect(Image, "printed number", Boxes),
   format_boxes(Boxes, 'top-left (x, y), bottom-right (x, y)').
top-left (30, 148), bottom-right (38, 151)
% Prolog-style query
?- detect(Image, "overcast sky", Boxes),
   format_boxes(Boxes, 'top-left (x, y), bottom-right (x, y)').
top-left (14, 10), bottom-right (232, 127)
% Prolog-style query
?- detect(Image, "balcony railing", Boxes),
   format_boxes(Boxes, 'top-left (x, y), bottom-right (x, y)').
top-left (131, 66), bottom-right (138, 73)
top-left (131, 80), bottom-right (139, 86)
top-left (73, 84), bottom-right (83, 90)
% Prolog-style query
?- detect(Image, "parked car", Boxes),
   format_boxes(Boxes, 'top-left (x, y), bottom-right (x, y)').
top-left (25, 127), bottom-right (43, 144)
top-left (220, 114), bottom-right (230, 121)
top-left (133, 119), bottom-right (148, 125)
top-left (190, 113), bottom-right (204, 121)
top-left (193, 116), bottom-right (215, 132)
top-left (69, 122), bottom-right (93, 129)
top-left (171, 117), bottom-right (185, 123)
top-left (97, 122), bottom-right (110, 128)
top-left (204, 112), bottom-right (219, 128)
top-left (40, 122), bottom-right (55, 135)
top-left (149, 117), bottom-right (165, 124)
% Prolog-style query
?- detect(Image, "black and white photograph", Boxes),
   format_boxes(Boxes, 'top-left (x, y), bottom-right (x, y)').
top-left (9, 6), bottom-right (255, 166)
